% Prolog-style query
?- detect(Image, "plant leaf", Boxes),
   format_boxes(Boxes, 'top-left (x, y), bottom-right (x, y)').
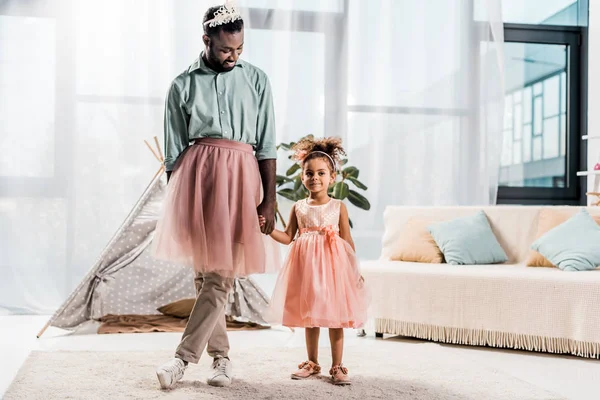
top-left (286, 163), bottom-right (301, 176)
top-left (347, 176), bottom-right (368, 190)
top-left (276, 175), bottom-right (293, 185)
top-left (339, 158), bottom-right (348, 166)
top-left (277, 188), bottom-right (297, 201)
top-left (348, 189), bottom-right (371, 210)
top-left (332, 181), bottom-right (350, 200)
top-left (293, 175), bottom-right (302, 191)
top-left (343, 166), bottom-right (359, 179)
top-left (349, 218), bottom-right (353, 229)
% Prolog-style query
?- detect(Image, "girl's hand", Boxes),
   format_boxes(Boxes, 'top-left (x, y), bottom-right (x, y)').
top-left (259, 215), bottom-right (266, 228)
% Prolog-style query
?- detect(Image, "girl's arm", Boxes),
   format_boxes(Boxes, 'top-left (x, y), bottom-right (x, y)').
top-left (338, 202), bottom-right (355, 251)
top-left (269, 204), bottom-right (299, 245)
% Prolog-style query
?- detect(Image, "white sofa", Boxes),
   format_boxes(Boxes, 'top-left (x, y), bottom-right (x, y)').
top-left (361, 205), bottom-right (600, 359)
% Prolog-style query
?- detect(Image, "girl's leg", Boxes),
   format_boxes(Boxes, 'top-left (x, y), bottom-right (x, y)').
top-left (329, 328), bottom-right (344, 366)
top-left (291, 327), bottom-right (322, 379)
top-left (328, 328), bottom-right (351, 385)
top-left (305, 327), bottom-right (320, 364)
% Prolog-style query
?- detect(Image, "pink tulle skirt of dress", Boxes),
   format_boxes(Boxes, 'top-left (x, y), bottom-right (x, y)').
top-left (266, 229), bottom-right (370, 329)
top-left (152, 138), bottom-right (280, 278)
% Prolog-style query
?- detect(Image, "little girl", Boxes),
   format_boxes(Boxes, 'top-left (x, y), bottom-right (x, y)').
top-left (261, 137), bottom-right (369, 386)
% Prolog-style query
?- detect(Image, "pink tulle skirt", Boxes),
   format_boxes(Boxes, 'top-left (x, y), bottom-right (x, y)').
top-left (266, 231), bottom-right (369, 329)
top-left (152, 138), bottom-right (279, 278)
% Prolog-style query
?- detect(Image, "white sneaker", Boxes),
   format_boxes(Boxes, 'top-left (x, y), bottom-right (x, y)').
top-left (207, 355), bottom-right (232, 387)
top-left (156, 357), bottom-right (187, 389)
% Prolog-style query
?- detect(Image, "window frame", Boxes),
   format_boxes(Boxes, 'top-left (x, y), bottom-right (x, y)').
top-left (497, 23), bottom-right (586, 205)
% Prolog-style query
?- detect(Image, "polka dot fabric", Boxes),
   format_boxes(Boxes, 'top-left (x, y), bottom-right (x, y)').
top-left (50, 176), bottom-right (271, 330)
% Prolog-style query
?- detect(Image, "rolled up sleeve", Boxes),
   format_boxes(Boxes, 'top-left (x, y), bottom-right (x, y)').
top-left (254, 76), bottom-right (277, 160)
top-left (163, 82), bottom-right (190, 171)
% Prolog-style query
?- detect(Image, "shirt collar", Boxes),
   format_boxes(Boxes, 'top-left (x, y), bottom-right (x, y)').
top-left (189, 51), bottom-right (245, 73)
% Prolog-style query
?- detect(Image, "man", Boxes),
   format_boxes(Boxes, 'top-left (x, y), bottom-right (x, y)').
top-left (153, 2), bottom-right (276, 389)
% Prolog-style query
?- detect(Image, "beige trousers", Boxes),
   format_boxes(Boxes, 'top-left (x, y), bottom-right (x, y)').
top-left (175, 272), bottom-right (234, 364)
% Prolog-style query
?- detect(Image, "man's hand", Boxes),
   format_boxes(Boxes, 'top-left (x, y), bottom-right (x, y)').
top-left (257, 201), bottom-right (275, 234)
top-left (257, 158), bottom-right (276, 235)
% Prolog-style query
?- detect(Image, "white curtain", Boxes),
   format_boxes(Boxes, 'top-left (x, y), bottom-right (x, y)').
top-left (0, 0), bottom-right (504, 314)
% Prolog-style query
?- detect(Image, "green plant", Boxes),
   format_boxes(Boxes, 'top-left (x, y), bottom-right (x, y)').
top-left (274, 135), bottom-right (371, 228)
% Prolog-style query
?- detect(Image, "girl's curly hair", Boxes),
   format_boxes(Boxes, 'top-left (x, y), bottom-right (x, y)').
top-left (291, 136), bottom-right (346, 172)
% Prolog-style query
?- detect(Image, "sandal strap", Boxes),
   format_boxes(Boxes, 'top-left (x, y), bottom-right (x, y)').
top-left (298, 360), bottom-right (321, 373)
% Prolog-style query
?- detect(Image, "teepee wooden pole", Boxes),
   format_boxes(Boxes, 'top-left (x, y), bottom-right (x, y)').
top-left (144, 140), bottom-right (162, 163)
top-left (153, 136), bottom-right (164, 162)
top-left (36, 321), bottom-right (50, 338)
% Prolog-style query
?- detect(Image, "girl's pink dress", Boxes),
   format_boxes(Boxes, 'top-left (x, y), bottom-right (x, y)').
top-left (267, 198), bottom-right (369, 329)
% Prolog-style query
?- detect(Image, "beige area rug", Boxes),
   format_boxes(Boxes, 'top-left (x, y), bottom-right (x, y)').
top-left (5, 343), bottom-right (564, 400)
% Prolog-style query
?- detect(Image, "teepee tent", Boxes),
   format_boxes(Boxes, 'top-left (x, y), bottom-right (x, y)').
top-left (37, 138), bottom-right (274, 338)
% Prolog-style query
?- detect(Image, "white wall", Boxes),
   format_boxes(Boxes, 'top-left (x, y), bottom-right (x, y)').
top-left (587, 2), bottom-right (600, 202)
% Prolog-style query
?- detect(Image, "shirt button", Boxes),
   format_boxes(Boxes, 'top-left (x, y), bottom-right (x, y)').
top-left (220, 110), bottom-right (225, 114)
top-left (224, 130), bottom-right (228, 134)
top-left (218, 91), bottom-right (223, 95)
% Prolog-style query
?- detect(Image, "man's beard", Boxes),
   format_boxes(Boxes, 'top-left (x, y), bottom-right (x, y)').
top-left (207, 48), bottom-right (235, 72)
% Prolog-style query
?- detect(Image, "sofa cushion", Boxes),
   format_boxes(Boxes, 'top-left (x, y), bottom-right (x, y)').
top-left (427, 211), bottom-right (508, 265)
top-left (531, 209), bottom-right (600, 272)
top-left (527, 208), bottom-right (600, 268)
top-left (389, 217), bottom-right (443, 263)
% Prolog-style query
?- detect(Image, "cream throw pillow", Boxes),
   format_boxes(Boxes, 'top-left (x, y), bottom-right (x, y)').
top-left (527, 208), bottom-right (600, 267)
top-left (390, 217), bottom-right (444, 263)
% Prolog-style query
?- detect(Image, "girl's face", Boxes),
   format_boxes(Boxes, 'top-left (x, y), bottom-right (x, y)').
top-left (302, 157), bottom-right (335, 195)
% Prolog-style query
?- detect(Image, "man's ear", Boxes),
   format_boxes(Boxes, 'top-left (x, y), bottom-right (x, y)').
top-left (202, 34), bottom-right (210, 47)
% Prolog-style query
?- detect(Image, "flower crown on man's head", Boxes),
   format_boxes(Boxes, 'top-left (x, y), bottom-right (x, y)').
top-left (204, 1), bottom-right (242, 28)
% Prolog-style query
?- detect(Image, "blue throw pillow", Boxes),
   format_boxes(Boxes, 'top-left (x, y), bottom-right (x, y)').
top-left (531, 209), bottom-right (600, 271)
top-left (427, 211), bottom-right (508, 265)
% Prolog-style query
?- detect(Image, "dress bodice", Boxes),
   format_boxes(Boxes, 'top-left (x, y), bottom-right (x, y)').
top-left (295, 198), bottom-right (341, 233)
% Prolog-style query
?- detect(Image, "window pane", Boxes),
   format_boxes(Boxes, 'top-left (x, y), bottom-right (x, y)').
top-left (504, 95), bottom-right (513, 129)
top-left (500, 42), bottom-right (568, 188)
top-left (513, 141), bottom-right (522, 165)
top-left (544, 75), bottom-right (560, 117)
top-left (561, 72), bottom-right (567, 113)
top-left (514, 106), bottom-right (522, 140)
top-left (499, 0), bottom-right (587, 26)
top-left (533, 136), bottom-right (542, 161)
top-left (523, 123), bottom-right (532, 163)
top-left (0, 16), bottom-right (55, 178)
top-left (560, 113), bottom-right (566, 156)
top-left (543, 116), bottom-right (560, 159)
top-left (523, 87), bottom-right (532, 123)
top-left (514, 90), bottom-right (522, 104)
top-left (501, 131), bottom-right (513, 166)
top-left (534, 97), bottom-right (543, 134)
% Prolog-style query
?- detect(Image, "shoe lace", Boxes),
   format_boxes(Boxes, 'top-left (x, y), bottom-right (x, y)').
top-left (165, 360), bottom-right (184, 375)
top-left (213, 358), bottom-right (229, 375)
